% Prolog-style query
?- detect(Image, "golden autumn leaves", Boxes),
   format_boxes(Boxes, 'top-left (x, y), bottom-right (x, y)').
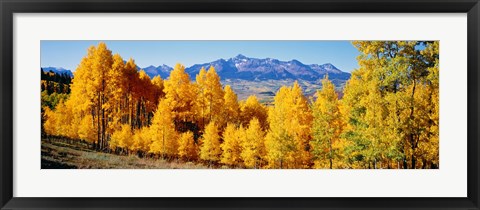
top-left (43, 41), bottom-right (439, 169)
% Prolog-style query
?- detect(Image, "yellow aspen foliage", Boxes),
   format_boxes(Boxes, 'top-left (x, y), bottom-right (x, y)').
top-left (289, 81), bottom-right (313, 167)
top-left (206, 66), bottom-right (225, 123)
top-left (240, 118), bottom-right (265, 169)
top-left (362, 78), bottom-right (389, 169)
top-left (91, 42), bottom-right (114, 148)
top-left (110, 124), bottom-right (133, 151)
top-left (68, 46), bottom-right (95, 116)
top-left (240, 95), bottom-right (268, 130)
top-left (43, 43), bottom-right (169, 152)
top-left (151, 75), bottom-right (164, 91)
top-left (344, 41), bottom-right (439, 169)
top-left (423, 42), bottom-right (439, 168)
top-left (77, 114), bottom-right (97, 144)
top-left (199, 121), bottom-right (222, 163)
top-left (196, 66), bottom-right (225, 128)
top-left (311, 75), bottom-right (343, 169)
top-left (223, 85), bottom-right (240, 126)
top-left (415, 41), bottom-right (439, 169)
top-left (164, 63), bottom-right (198, 132)
top-left (339, 70), bottom-right (369, 169)
top-left (106, 54), bottom-right (126, 133)
top-left (220, 123), bottom-right (243, 166)
top-left (151, 75), bottom-right (165, 103)
top-left (383, 90), bottom-right (407, 168)
top-left (195, 67), bottom-right (208, 129)
top-left (149, 99), bottom-right (179, 158)
top-left (62, 99), bottom-right (82, 140)
top-left (412, 84), bottom-right (439, 168)
top-left (41, 41), bottom-right (439, 169)
top-left (43, 107), bottom-right (57, 137)
top-left (178, 131), bottom-right (199, 161)
top-left (133, 70), bottom-right (157, 128)
top-left (264, 87), bottom-right (297, 168)
top-left (109, 134), bottom-right (120, 151)
top-left (265, 81), bottom-right (312, 169)
top-left (44, 100), bottom-right (77, 139)
top-left (131, 127), bottom-right (152, 154)
top-left (58, 42), bottom-right (113, 149)
top-left (123, 58), bottom-right (139, 127)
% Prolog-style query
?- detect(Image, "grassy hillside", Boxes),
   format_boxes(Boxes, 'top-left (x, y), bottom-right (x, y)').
top-left (41, 138), bottom-right (209, 169)
top-left (223, 78), bottom-right (346, 103)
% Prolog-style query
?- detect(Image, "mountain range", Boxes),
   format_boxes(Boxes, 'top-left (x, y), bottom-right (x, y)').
top-left (41, 67), bottom-right (74, 77)
top-left (42, 54), bottom-right (350, 82)
top-left (135, 54), bottom-right (350, 82)
top-left (184, 54), bottom-right (350, 82)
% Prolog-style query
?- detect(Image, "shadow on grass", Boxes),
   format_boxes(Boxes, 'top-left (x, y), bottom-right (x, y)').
top-left (41, 158), bottom-right (77, 169)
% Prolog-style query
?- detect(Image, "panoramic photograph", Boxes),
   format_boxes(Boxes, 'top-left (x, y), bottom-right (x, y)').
top-left (41, 40), bottom-right (439, 169)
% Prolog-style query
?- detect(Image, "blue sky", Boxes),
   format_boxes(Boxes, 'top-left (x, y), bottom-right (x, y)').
top-left (41, 41), bottom-right (360, 73)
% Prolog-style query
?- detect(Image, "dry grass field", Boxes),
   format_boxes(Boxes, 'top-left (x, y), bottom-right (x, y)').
top-left (41, 137), bottom-right (209, 169)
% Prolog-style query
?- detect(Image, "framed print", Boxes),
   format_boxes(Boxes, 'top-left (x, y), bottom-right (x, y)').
top-left (1, 0), bottom-right (479, 209)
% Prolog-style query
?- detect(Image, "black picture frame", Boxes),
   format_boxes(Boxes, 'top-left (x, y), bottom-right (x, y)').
top-left (1, 0), bottom-right (479, 209)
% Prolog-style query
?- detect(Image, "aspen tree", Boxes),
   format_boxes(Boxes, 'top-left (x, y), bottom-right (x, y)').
top-left (199, 121), bottom-right (222, 164)
top-left (241, 118), bottom-right (265, 169)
